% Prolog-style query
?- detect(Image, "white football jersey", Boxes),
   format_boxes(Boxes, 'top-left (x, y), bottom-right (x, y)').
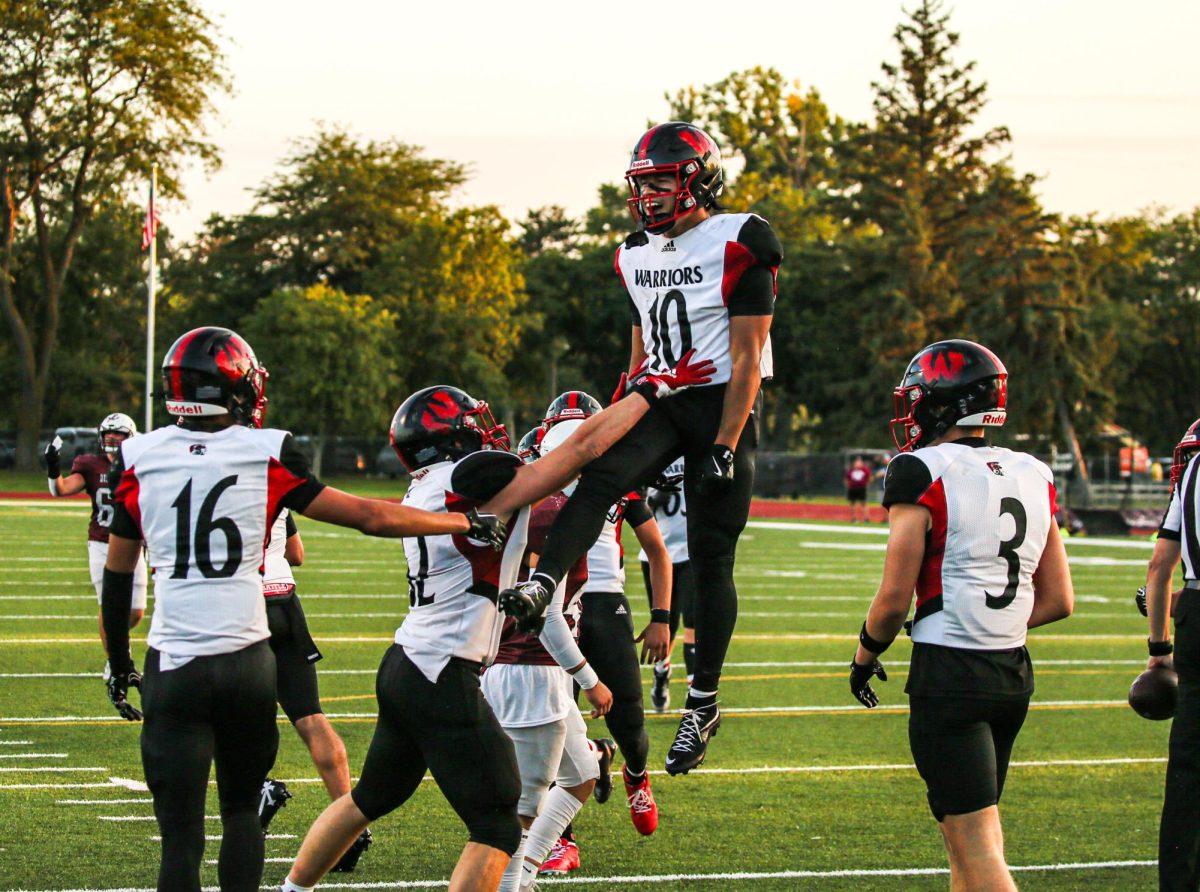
top-left (394, 457), bottom-right (530, 683)
top-left (581, 500), bottom-right (629, 594)
top-left (262, 509), bottom-right (296, 597)
top-left (638, 459), bottom-right (689, 564)
top-left (1160, 455), bottom-right (1200, 579)
top-left (113, 425), bottom-right (318, 658)
top-left (892, 442), bottom-right (1057, 650)
top-left (616, 213), bottom-right (781, 384)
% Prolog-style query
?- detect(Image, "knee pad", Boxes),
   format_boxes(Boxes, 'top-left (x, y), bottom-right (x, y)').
top-left (467, 805), bottom-right (523, 856)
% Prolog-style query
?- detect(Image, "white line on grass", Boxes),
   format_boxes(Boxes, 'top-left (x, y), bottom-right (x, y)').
top-left (0, 860), bottom-right (1157, 890)
top-left (99, 815), bottom-right (219, 822)
top-left (58, 798), bottom-right (152, 804)
top-left (0, 739), bottom-right (34, 744)
top-left (178, 834), bottom-right (296, 842)
top-left (0, 766), bottom-right (106, 772)
top-left (0, 752), bottom-right (65, 758)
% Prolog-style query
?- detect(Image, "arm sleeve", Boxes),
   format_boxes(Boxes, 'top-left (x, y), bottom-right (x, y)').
top-left (723, 216), bottom-right (783, 316)
top-left (285, 511), bottom-right (298, 538)
top-left (1160, 489), bottom-right (1183, 541)
top-left (882, 454), bottom-right (934, 507)
top-left (101, 569), bottom-right (135, 675)
top-left (450, 450), bottom-right (522, 502)
top-left (537, 580), bottom-right (588, 675)
top-left (108, 452), bottom-right (143, 540)
top-left (277, 433), bottom-right (326, 513)
top-left (624, 496), bottom-right (653, 527)
top-left (727, 264), bottom-right (776, 317)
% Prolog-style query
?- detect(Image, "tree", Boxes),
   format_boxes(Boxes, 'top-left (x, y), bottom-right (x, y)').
top-left (240, 284), bottom-right (397, 477)
top-left (169, 128), bottom-right (467, 326)
top-left (0, 0), bottom-right (228, 468)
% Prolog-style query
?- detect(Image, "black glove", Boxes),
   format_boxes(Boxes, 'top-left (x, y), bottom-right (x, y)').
top-left (696, 444), bottom-right (735, 496)
top-left (465, 508), bottom-right (506, 550)
top-left (1136, 585), bottom-right (1148, 617)
top-left (44, 436), bottom-right (62, 479)
top-left (107, 667), bottom-right (143, 721)
top-left (849, 660), bottom-right (887, 708)
top-left (498, 580), bottom-right (552, 634)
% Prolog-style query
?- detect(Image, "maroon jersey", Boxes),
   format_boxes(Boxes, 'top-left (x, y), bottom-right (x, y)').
top-left (495, 493), bottom-right (588, 666)
top-left (72, 453), bottom-right (115, 542)
top-left (845, 466), bottom-right (871, 491)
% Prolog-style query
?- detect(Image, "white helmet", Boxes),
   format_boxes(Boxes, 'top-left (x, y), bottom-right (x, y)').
top-left (98, 413), bottom-right (138, 456)
top-left (537, 419), bottom-right (585, 496)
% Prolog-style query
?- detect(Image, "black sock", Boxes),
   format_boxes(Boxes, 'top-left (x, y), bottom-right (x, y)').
top-left (561, 821), bottom-right (575, 842)
top-left (683, 642), bottom-right (696, 678)
top-left (685, 690), bottom-right (717, 710)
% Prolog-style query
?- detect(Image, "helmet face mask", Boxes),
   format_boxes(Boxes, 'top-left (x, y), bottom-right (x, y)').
top-left (625, 122), bottom-right (724, 235)
top-left (97, 412), bottom-right (138, 456)
top-left (390, 386), bottom-right (510, 474)
top-left (890, 340), bottom-right (1008, 452)
top-left (161, 327), bottom-right (269, 428)
top-left (1171, 418), bottom-right (1200, 488)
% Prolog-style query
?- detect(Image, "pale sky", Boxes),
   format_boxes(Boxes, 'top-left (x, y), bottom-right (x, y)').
top-left (167, 0), bottom-right (1200, 239)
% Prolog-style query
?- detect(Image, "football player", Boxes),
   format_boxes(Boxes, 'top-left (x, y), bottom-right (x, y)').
top-left (638, 459), bottom-right (695, 712)
top-left (848, 339), bottom-right (1074, 891)
top-left (45, 412), bottom-right (149, 665)
top-left (101, 327), bottom-right (505, 892)
top-left (1142, 416), bottom-right (1200, 890)
top-left (255, 510), bottom-right (371, 873)
top-left (279, 354), bottom-right (712, 892)
top-left (484, 418), bottom-right (613, 892)
top-left (491, 122), bottom-right (783, 775)
top-left (536, 392), bottom-right (670, 862)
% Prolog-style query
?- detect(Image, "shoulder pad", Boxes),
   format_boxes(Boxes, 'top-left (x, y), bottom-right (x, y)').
top-left (736, 215), bottom-right (783, 267)
top-left (623, 230), bottom-right (650, 249)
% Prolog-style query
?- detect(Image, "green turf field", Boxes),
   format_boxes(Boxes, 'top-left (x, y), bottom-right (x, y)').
top-left (0, 498), bottom-right (1168, 891)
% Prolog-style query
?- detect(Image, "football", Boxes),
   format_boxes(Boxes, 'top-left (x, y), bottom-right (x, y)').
top-left (1129, 666), bottom-right (1179, 721)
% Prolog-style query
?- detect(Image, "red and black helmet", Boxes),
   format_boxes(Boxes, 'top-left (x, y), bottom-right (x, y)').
top-left (543, 390), bottom-right (602, 431)
top-left (891, 340), bottom-right (1008, 452)
top-left (389, 385), bottom-right (510, 473)
top-left (516, 428), bottom-right (542, 464)
top-left (1171, 418), bottom-right (1200, 488)
top-left (161, 327), bottom-right (269, 427)
top-left (625, 122), bottom-right (724, 234)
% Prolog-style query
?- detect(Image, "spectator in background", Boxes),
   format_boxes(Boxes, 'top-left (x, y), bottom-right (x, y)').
top-left (845, 456), bottom-right (872, 523)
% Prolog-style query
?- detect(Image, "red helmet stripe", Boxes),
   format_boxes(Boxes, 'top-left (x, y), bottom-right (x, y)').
top-left (167, 327), bottom-right (205, 400)
top-left (635, 125), bottom-right (659, 161)
top-left (677, 127), bottom-right (706, 155)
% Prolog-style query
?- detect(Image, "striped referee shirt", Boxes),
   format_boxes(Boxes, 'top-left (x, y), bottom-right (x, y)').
top-left (1160, 455), bottom-right (1200, 579)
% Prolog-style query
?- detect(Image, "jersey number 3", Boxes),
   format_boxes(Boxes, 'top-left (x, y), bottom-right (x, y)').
top-left (985, 497), bottom-right (1027, 610)
top-left (170, 476), bottom-right (244, 579)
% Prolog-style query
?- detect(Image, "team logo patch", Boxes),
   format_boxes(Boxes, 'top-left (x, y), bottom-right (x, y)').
top-left (189, 444), bottom-right (207, 456)
top-left (987, 461), bottom-right (1004, 476)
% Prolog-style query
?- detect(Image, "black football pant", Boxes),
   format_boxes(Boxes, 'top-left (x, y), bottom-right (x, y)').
top-left (536, 384), bottom-right (757, 693)
top-left (1161, 590), bottom-right (1200, 891)
top-left (578, 592), bottom-right (649, 775)
top-left (140, 641), bottom-right (278, 892)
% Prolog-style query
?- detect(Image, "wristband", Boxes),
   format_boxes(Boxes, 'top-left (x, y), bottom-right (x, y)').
top-left (570, 662), bottom-right (600, 690)
top-left (1148, 639), bottom-right (1174, 657)
top-left (859, 621), bottom-right (894, 655)
top-left (650, 608), bottom-right (671, 625)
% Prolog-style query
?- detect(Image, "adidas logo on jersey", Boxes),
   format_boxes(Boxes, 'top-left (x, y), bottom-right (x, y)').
top-left (661, 240), bottom-right (676, 252)
top-left (615, 604), bottom-right (628, 615)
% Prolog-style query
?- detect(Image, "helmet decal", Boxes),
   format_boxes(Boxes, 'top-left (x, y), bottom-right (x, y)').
top-left (918, 348), bottom-right (966, 383)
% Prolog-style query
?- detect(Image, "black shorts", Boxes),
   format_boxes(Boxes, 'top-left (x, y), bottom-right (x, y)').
top-left (266, 595), bottom-right (323, 723)
top-left (908, 694), bottom-right (1029, 821)
top-left (351, 645), bottom-right (521, 851)
top-left (847, 488), bottom-right (867, 503)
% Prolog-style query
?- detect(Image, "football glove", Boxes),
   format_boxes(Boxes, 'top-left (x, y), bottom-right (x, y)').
top-left (696, 444), bottom-right (735, 496)
top-left (44, 435), bottom-right (62, 479)
top-left (106, 667), bottom-right (143, 722)
top-left (849, 659), bottom-right (887, 709)
top-left (464, 508), bottom-right (506, 550)
top-left (628, 349), bottom-right (716, 402)
top-left (1136, 585), bottom-right (1148, 617)
top-left (498, 579), bottom-right (553, 634)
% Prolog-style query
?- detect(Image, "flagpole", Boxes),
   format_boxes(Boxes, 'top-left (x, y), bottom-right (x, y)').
top-left (144, 164), bottom-right (157, 434)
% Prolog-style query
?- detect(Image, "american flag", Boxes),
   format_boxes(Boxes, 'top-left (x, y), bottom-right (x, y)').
top-left (141, 180), bottom-right (160, 251)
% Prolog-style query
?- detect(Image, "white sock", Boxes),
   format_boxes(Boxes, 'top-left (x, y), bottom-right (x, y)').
top-left (523, 786), bottom-right (585, 872)
top-left (281, 880), bottom-right (315, 892)
top-left (499, 829), bottom-right (529, 892)
top-left (655, 657), bottom-right (671, 674)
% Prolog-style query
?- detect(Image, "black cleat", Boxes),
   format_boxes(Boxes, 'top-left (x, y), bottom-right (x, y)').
top-left (592, 738), bottom-right (616, 804)
top-left (331, 828), bottom-right (373, 873)
top-left (664, 703), bottom-right (721, 775)
top-left (257, 778), bottom-right (292, 833)
top-left (651, 665), bottom-right (671, 714)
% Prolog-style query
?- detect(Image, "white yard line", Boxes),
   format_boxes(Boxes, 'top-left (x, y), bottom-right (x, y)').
top-left (57, 798), bottom-right (152, 804)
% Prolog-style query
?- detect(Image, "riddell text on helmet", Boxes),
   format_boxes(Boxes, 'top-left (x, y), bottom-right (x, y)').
top-left (981, 413), bottom-right (1007, 424)
top-left (165, 401), bottom-right (207, 415)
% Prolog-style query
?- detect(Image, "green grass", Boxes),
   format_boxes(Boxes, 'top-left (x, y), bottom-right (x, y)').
top-left (0, 500), bottom-right (1166, 890)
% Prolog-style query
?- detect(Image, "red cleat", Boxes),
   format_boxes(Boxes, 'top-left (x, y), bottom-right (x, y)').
top-left (623, 765), bottom-right (659, 835)
top-left (539, 837), bottom-right (580, 875)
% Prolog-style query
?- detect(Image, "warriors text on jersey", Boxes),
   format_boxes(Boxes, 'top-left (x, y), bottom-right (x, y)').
top-left (615, 212), bottom-right (783, 384)
top-left (884, 438), bottom-right (1057, 652)
top-left (581, 492), bottom-right (652, 594)
top-left (110, 426), bottom-right (324, 659)
top-left (72, 453), bottom-right (116, 542)
top-left (395, 451), bottom-right (530, 683)
top-left (495, 492), bottom-right (588, 667)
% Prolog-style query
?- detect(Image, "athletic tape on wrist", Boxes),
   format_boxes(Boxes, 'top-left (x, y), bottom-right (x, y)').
top-left (859, 621), bottom-right (894, 655)
top-left (1148, 638), bottom-right (1174, 657)
top-left (650, 608), bottom-right (671, 625)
